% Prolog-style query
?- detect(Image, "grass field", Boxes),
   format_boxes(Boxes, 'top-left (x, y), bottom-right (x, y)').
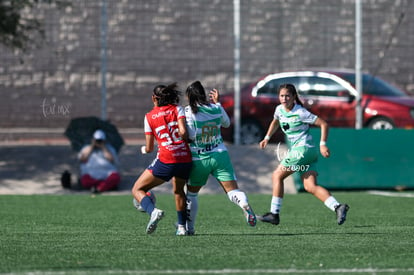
top-left (1, 192), bottom-right (414, 275)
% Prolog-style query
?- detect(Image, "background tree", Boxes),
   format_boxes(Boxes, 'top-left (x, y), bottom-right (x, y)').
top-left (0, 0), bottom-right (66, 51)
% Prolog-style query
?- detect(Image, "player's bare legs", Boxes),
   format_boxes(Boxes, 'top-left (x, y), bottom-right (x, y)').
top-left (301, 171), bottom-right (331, 202)
top-left (258, 165), bottom-right (294, 225)
top-left (172, 177), bottom-right (187, 213)
top-left (220, 180), bottom-right (256, 226)
top-left (219, 180), bottom-right (237, 193)
top-left (186, 180), bottom-right (256, 233)
top-left (302, 170), bottom-right (350, 225)
top-left (132, 170), bottom-right (164, 201)
top-left (132, 170), bottom-right (165, 234)
top-left (272, 165), bottom-right (295, 198)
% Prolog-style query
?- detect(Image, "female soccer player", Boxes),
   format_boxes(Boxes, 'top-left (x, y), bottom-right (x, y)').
top-left (183, 81), bottom-right (256, 235)
top-left (258, 83), bottom-right (349, 225)
top-left (132, 83), bottom-right (192, 235)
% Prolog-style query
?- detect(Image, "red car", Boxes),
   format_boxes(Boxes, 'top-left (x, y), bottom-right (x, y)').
top-left (220, 69), bottom-right (414, 144)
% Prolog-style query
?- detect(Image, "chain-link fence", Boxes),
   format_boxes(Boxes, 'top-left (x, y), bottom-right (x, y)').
top-left (0, 0), bottom-right (413, 129)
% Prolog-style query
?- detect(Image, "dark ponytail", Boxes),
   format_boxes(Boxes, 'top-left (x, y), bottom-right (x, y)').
top-left (186, 81), bottom-right (210, 114)
top-left (153, 82), bottom-right (181, 106)
top-left (278, 83), bottom-right (304, 106)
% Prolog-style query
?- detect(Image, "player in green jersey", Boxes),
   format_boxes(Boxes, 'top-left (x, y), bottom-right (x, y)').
top-left (183, 81), bottom-right (256, 235)
top-left (258, 83), bottom-right (349, 225)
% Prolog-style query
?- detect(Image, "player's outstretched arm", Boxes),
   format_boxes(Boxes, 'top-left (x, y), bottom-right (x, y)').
top-left (259, 119), bottom-right (279, 149)
top-left (314, 117), bottom-right (330, 158)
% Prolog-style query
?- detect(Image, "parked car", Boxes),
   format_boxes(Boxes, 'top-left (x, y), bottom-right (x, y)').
top-left (220, 69), bottom-right (414, 144)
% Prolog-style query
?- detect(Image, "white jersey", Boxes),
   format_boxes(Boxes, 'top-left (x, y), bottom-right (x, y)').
top-left (184, 103), bottom-right (230, 160)
top-left (274, 103), bottom-right (318, 147)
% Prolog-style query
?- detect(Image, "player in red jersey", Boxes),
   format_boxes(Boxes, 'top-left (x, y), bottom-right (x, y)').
top-left (132, 83), bottom-right (192, 235)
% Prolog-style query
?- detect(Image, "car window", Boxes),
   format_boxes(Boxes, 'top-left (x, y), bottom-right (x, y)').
top-left (340, 74), bottom-right (406, 97)
top-left (298, 77), bottom-right (347, 97)
top-left (256, 77), bottom-right (300, 96)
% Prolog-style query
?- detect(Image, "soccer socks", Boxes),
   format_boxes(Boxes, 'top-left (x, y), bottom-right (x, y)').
top-left (177, 210), bottom-right (186, 226)
top-left (324, 196), bottom-right (340, 212)
top-left (270, 196), bottom-right (283, 214)
top-left (140, 195), bottom-right (155, 216)
top-left (186, 191), bottom-right (198, 232)
top-left (227, 189), bottom-right (249, 208)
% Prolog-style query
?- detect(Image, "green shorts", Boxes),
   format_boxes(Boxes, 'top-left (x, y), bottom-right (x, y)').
top-left (188, 151), bottom-right (237, 186)
top-left (281, 145), bottom-right (318, 175)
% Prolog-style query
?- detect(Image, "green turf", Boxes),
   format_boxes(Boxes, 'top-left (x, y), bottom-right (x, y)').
top-left (1, 192), bottom-right (414, 274)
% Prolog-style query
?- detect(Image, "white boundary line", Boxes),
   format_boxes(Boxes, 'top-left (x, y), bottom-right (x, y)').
top-left (367, 190), bottom-right (414, 198)
top-left (4, 268), bottom-right (414, 274)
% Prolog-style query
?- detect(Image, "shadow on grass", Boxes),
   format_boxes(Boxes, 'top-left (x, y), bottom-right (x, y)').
top-left (0, 144), bottom-right (280, 194)
top-left (194, 231), bottom-right (384, 237)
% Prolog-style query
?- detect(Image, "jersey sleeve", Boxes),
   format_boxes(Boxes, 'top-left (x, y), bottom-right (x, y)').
top-left (144, 115), bottom-right (153, 135)
top-left (176, 105), bottom-right (185, 120)
top-left (273, 105), bottom-right (281, 120)
top-left (217, 103), bottom-right (230, 128)
top-left (299, 108), bottom-right (318, 124)
top-left (184, 106), bottom-right (197, 140)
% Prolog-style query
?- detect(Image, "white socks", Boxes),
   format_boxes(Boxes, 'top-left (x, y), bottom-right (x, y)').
top-left (268, 196), bottom-right (339, 214)
top-left (271, 196), bottom-right (283, 214)
top-left (227, 189), bottom-right (249, 208)
top-left (186, 189), bottom-right (249, 232)
top-left (267, 196), bottom-right (339, 215)
top-left (186, 191), bottom-right (198, 231)
top-left (324, 196), bottom-right (340, 212)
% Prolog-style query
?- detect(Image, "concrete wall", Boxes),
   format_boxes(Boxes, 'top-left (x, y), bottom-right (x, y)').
top-left (1, 0), bottom-right (413, 130)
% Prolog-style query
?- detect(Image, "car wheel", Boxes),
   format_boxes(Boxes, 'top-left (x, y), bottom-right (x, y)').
top-left (240, 120), bottom-right (264, 144)
top-left (367, 117), bottom-right (395, 129)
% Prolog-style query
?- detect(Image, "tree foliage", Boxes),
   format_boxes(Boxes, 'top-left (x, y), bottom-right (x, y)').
top-left (0, 0), bottom-right (66, 51)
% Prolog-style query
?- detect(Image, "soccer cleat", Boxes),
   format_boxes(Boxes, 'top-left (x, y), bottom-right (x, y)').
top-left (174, 222), bottom-right (195, 236)
top-left (335, 204), bottom-right (350, 225)
top-left (257, 212), bottom-right (280, 225)
top-left (175, 224), bottom-right (187, 236)
top-left (242, 205), bottom-right (257, 227)
top-left (146, 208), bottom-right (164, 234)
top-left (186, 228), bottom-right (195, 236)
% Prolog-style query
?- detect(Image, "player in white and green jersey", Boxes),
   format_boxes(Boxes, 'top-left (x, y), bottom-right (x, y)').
top-left (275, 102), bottom-right (319, 173)
top-left (183, 81), bottom-right (256, 235)
top-left (185, 103), bottom-right (229, 160)
top-left (258, 83), bottom-right (349, 226)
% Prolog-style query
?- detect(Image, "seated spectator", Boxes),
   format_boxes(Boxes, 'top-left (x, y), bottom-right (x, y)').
top-left (78, 129), bottom-right (120, 193)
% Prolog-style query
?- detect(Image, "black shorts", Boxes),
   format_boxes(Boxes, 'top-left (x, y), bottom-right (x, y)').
top-left (147, 159), bottom-right (192, 182)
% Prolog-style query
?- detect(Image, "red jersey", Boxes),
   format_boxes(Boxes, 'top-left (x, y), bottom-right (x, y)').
top-left (144, 104), bottom-right (192, 164)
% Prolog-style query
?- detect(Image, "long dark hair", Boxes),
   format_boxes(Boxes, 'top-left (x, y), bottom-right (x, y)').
top-left (186, 81), bottom-right (210, 114)
top-left (278, 83), bottom-right (304, 106)
top-left (153, 82), bottom-right (181, 106)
